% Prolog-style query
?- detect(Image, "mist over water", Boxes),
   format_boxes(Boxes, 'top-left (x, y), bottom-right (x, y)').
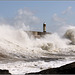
top-left (0, 24), bottom-right (75, 74)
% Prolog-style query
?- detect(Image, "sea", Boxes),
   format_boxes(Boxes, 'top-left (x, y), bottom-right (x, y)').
top-left (0, 24), bottom-right (75, 74)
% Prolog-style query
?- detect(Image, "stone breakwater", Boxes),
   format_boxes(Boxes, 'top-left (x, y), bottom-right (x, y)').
top-left (26, 62), bottom-right (75, 74)
top-left (0, 69), bottom-right (11, 75)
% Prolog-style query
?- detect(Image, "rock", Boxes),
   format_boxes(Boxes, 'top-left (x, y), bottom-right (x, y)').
top-left (0, 69), bottom-right (11, 74)
top-left (64, 29), bottom-right (75, 44)
top-left (26, 62), bottom-right (75, 74)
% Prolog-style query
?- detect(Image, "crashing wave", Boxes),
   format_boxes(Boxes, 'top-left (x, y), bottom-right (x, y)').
top-left (64, 28), bottom-right (75, 45)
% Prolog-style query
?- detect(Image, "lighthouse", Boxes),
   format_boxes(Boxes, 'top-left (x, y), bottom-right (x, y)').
top-left (43, 22), bottom-right (46, 33)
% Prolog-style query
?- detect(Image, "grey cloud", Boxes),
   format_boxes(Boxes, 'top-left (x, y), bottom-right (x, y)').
top-left (52, 13), bottom-right (66, 26)
top-left (14, 8), bottom-right (40, 27)
top-left (62, 6), bottom-right (72, 15)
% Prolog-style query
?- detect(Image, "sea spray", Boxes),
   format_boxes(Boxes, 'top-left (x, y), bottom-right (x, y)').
top-left (34, 33), bottom-right (70, 54)
top-left (0, 24), bottom-right (75, 74)
top-left (0, 24), bottom-right (75, 59)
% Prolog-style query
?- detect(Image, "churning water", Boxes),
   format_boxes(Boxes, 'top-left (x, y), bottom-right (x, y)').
top-left (0, 24), bottom-right (75, 74)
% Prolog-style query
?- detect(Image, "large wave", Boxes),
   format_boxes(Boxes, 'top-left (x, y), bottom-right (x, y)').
top-left (0, 24), bottom-right (75, 60)
top-left (0, 24), bottom-right (75, 74)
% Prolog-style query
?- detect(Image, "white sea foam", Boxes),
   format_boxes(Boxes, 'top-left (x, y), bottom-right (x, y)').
top-left (0, 59), bottom-right (75, 74)
top-left (0, 24), bottom-right (75, 74)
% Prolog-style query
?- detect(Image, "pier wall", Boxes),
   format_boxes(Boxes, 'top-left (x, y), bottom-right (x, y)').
top-left (25, 23), bottom-right (51, 38)
top-left (26, 31), bottom-right (51, 38)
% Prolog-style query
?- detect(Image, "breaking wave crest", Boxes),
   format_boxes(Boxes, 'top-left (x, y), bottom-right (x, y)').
top-left (0, 24), bottom-right (75, 74)
top-left (0, 24), bottom-right (75, 60)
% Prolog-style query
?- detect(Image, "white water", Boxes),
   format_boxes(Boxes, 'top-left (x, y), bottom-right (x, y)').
top-left (0, 24), bottom-right (75, 74)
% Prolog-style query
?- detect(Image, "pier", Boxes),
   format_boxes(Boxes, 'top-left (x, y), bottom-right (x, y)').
top-left (26, 23), bottom-right (51, 38)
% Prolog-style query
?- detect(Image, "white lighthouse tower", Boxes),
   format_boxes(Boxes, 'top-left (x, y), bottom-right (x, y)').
top-left (43, 22), bottom-right (46, 33)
